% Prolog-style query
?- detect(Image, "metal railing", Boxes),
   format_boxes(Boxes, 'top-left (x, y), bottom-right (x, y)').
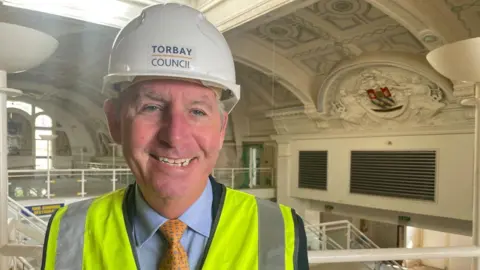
top-left (305, 220), bottom-right (404, 269)
top-left (7, 167), bottom-right (274, 200)
top-left (7, 197), bottom-right (47, 235)
top-left (6, 197), bottom-right (47, 270)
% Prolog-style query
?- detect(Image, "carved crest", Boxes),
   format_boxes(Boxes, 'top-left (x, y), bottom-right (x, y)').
top-left (365, 87), bottom-right (404, 113)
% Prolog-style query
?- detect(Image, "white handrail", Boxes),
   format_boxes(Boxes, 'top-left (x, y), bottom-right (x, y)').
top-left (7, 167), bottom-right (275, 201)
top-left (308, 246), bottom-right (480, 264)
top-left (8, 167), bottom-right (273, 173)
top-left (13, 256), bottom-right (35, 270)
top-left (7, 197), bottom-right (47, 228)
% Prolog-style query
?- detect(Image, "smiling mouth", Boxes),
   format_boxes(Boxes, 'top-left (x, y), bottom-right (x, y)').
top-left (149, 154), bottom-right (195, 167)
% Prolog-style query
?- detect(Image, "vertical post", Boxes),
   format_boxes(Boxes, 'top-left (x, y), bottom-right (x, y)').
top-left (472, 83), bottom-right (480, 270)
top-left (321, 225), bottom-right (327, 250)
top-left (81, 170), bottom-right (85, 197)
top-left (40, 134), bottom-right (56, 199)
top-left (46, 139), bottom-right (51, 199)
top-left (231, 169), bottom-right (235, 189)
top-left (0, 70), bottom-right (9, 270)
top-left (80, 147), bottom-right (84, 167)
top-left (347, 223), bottom-right (351, 250)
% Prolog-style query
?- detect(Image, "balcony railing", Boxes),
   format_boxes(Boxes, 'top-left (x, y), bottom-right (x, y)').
top-left (7, 167), bottom-right (274, 200)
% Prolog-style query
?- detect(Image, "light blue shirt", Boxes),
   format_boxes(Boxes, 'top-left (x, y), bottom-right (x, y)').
top-left (133, 181), bottom-right (213, 270)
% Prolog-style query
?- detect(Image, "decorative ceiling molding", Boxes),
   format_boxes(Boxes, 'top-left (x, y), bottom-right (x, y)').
top-left (365, 0), bottom-right (450, 50)
top-left (241, 0), bottom-right (429, 82)
top-left (317, 51), bottom-right (454, 114)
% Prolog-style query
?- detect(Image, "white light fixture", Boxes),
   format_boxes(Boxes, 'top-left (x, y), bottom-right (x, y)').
top-left (426, 37), bottom-right (480, 83)
top-left (0, 22), bottom-right (59, 73)
top-left (426, 37), bottom-right (480, 270)
top-left (0, 22), bottom-right (57, 270)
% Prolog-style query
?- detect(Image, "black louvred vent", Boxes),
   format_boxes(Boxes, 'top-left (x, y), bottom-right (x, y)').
top-left (298, 151), bottom-right (327, 190)
top-left (350, 151), bottom-right (436, 201)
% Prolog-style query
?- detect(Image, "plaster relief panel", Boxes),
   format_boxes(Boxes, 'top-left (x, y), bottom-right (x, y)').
top-left (328, 67), bottom-right (449, 130)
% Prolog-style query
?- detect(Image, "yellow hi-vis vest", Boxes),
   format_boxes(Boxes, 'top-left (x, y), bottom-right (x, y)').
top-left (42, 186), bottom-right (298, 269)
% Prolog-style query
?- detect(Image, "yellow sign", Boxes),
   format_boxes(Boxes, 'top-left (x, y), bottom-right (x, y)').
top-left (23, 203), bottom-right (64, 216)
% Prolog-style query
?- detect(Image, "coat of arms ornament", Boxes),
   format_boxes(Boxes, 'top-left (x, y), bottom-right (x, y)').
top-left (331, 68), bottom-right (446, 128)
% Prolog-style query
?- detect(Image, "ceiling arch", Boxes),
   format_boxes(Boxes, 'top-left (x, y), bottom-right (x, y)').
top-left (230, 37), bottom-right (315, 108)
top-left (7, 80), bottom-right (106, 122)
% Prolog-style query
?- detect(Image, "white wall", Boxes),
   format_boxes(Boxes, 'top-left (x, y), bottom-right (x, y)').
top-left (447, 233), bottom-right (472, 270)
top-left (289, 133), bottom-right (474, 221)
top-left (421, 229), bottom-right (448, 269)
top-left (420, 228), bottom-right (472, 270)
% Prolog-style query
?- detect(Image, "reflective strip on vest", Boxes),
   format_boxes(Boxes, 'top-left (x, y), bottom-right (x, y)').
top-left (56, 198), bottom-right (95, 269)
top-left (256, 197), bottom-right (285, 269)
top-left (43, 198), bottom-right (96, 270)
top-left (43, 186), bottom-right (296, 270)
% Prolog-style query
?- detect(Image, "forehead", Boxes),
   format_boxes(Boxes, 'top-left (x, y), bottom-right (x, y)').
top-left (127, 79), bottom-right (217, 101)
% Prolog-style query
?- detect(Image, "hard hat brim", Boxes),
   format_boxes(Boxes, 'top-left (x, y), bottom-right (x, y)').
top-left (102, 72), bottom-right (240, 113)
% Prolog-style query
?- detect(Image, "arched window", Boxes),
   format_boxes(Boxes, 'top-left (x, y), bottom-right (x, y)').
top-left (35, 114), bottom-right (53, 128)
top-left (6, 100), bottom-right (58, 170)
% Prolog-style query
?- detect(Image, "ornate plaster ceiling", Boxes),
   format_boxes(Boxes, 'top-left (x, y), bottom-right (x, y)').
top-left (246, 0), bottom-right (427, 76)
top-left (442, 0), bottom-right (480, 38)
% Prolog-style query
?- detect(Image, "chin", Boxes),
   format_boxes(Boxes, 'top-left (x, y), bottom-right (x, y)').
top-left (146, 174), bottom-right (190, 199)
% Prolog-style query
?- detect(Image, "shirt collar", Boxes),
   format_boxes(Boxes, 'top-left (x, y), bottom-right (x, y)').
top-left (134, 180), bottom-right (213, 247)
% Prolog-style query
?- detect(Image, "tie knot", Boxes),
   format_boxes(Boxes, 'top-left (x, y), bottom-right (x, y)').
top-left (160, 219), bottom-right (187, 244)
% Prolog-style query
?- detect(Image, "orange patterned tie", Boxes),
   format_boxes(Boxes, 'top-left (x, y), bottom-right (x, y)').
top-left (158, 219), bottom-right (190, 270)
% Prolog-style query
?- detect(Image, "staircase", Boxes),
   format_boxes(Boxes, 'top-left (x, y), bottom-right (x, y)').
top-left (305, 220), bottom-right (405, 270)
top-left (3, 197), bottom-right (46, 270)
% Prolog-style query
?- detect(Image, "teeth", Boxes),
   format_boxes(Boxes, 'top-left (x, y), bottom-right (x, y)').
top-left (154, 156), bottom-right (193, 167)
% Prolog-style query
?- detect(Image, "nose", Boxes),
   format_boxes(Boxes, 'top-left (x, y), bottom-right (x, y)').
top-left (157, 107), bottom-right (189, 148)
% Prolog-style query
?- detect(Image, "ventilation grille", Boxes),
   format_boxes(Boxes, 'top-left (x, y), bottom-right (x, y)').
top-left (298, 151), bottom-right (327, 190)
top-left (350, 151), bottom-right (436, 201)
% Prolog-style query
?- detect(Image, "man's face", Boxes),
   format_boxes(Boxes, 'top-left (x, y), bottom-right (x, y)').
top-left (105, 79), bottom-right (227, 200)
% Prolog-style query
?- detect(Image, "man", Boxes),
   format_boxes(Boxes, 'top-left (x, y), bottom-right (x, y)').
top-left (41, 3), bottom-right (309, 269)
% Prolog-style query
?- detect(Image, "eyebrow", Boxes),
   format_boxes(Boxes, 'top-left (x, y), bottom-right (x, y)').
top-left (137, 89), bottom-right (215, 111)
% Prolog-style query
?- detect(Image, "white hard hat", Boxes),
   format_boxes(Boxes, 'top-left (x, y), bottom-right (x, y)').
top-left (102, 3), bottom-right (240, 113)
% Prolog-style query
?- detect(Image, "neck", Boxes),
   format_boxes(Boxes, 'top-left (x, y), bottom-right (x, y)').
top-left (139, 181), bottom-right (207, 219)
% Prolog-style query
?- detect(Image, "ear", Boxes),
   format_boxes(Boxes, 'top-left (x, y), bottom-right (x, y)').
top-left (103, 99), bottom-right (122, 144)
top-left (219, 112), bottom-right (228, 144)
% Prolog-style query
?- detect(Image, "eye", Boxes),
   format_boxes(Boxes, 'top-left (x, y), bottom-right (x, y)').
top-left (141, 104), bottom-right (162, 112)
top-left (191, 109), bottom-right (206, 116)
